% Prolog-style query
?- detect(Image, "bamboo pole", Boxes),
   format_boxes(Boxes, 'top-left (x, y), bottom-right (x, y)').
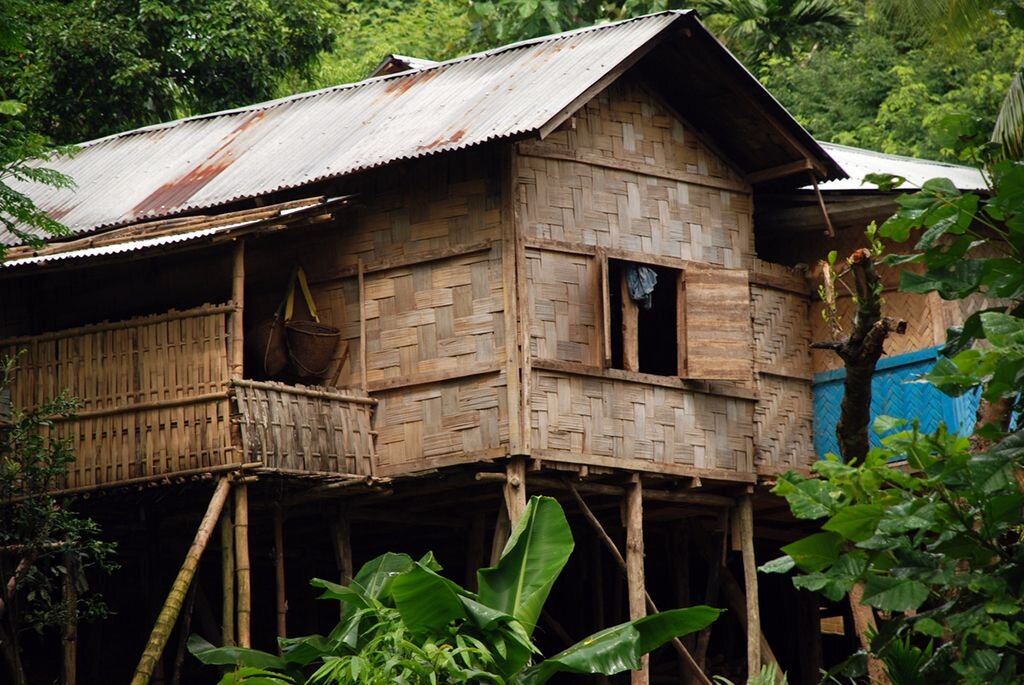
top-left (624, 475), bottom-right (648, 685)
top-left (169, 582), bottom-right (198, 685)
top-left (130, 477), bottom-right (232, 685)
top-left (737, 495), bottom-right (761, 681)
top-left (230, 240), bottom-right (245, 379)
top-left (234, 483), bottom-right (251, 648)
top-left (566, 482), bottom-right (713, 685)
top-left (220, 508), bottom-right (235, 647)
top-left (62, 553), bottom-right (77, 685)
top-left (273, 502), bottom-right (287, 645)
top-left (358, 259), bottom-right (368, 393)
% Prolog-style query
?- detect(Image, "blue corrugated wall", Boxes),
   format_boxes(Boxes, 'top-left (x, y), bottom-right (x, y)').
top-left (812, 347), bottom-right (980, 458)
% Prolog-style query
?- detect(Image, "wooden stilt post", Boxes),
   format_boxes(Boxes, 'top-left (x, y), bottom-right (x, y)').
top-left (567, 481), bottom-right (714, 685)
top-left (273, 502), bottom-right (287, 645)
top-left (62, 553), bottom-right (77, 685)
top-left (504, 457), bottom-right (527, 528)
top-left (489, 503), bottom-right (511, 566)
top-left (624, 474), bottom-right (648, 685)
top-left (234, 483), bottom-right (251, 648)
top-left (230, 240), bottom-right (245, 379)
top-left (220, 508), bottom-right (235, 647)
top-left (130, 478), bottom-right (232, 685)
top-left (621, 275), bottom-right (639, 372)
top-left (737, 495), bottom-right (761, 681)
top-left (850, 584), bottom-right (889, 684)
top-left (329, 506), bottom-right (353, 619)
top-left (797, 591), bottom-right (823, 685)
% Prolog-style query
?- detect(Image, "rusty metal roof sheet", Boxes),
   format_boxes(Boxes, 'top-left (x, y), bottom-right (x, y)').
top-left (6, 10), bottom-right (841, 246)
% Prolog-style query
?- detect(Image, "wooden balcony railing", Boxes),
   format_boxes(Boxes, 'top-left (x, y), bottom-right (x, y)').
top-left (1, 304), bottom-right (236, 489)
top-left (1, 303), bottom-right (377, 490)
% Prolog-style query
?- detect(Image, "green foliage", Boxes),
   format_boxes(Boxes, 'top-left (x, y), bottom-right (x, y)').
top-left (763, 161), bottom-right (1024, 684)
top-left (761, 12), bottom-right (1024, 162)
top-left (191, 496), bottom-right (721, 685)
top-left (0, 355), bottom-right (118, 682)
top-left (307, 0), bottom-right (471, 89)
top-left (5, 0), bottom-right (336, 144)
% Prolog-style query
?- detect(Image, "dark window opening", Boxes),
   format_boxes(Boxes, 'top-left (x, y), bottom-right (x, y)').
top-left (608, 260), bottom-right (679, 376)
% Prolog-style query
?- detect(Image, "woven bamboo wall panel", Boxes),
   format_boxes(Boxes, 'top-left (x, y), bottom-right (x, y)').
top-left (303, 151), bottom-right (502, 273)
top-left (811, 291), bottom-right (939, 373)
top-left (526, 248), bottom-right (600, 365)
top-left (1, 305), bottom-right (234, 488)
top-left (322, 248), bottom-right (506, 387)
top-left (543, 81), bottom-right (746, 187)
top-left (529, 370), bottom-right (754, 473)
top-left (517, 83), bottom-right (753, 267)
top-left (752, 285), bottom-right (812, 379)
top-left (373, 371), bottom-right (510, 475)
top-left (234, 381), bottom-right (375, 475)
top-left (754, 375), bottom-right (814, 468)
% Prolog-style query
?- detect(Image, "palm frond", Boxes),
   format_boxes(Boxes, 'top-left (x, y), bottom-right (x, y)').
top-left (993, 65), bottom-right (1024, 161)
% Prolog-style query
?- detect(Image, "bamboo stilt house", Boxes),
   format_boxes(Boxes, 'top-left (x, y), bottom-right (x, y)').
top-left (0, 10), bottom-right (985, 685)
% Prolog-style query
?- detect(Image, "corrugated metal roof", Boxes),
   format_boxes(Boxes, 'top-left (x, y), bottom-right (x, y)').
top-left (7, 11), bottom-right (843, 246)
top-left (816, 142), bottom-right (987, 191)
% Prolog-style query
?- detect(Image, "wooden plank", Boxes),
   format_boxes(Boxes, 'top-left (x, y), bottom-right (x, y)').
top-left (685, 267), bottom-right (753, 381)
top-left (677, 272), bottom-right (687, 376)
top-left (746, 159), bottom-right (815, 185)
top-left (358, 259), bottom-right (368, 393)
top-left (502, 147), bottom-right (524, 455)
top-left (738, 495), bottom-right (760, 680)
top-left (366, 362), bottom-right (502, 393)
top-left (599, 250), bottom-right (612, 367)
top-left (624, 475), bottom-right (648, 685)
top-left (517, 141), bottom-right (751, 194)
top-left (534, 449), bottom-right (757, 483)
top-left (621, 272), bottom-right (639, 372)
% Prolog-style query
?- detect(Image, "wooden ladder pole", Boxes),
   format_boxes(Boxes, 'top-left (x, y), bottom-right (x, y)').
top-left (220, 507), bottom-right (235, 647)
top-left (234, 483), bottom-right (251, 648)
top-left (130, 477), bottom-right (232, 685)
top-left (737, 494), bottom-right (761, 681)
top-left (273, 501), bottom-right (287, 646)
top-left (566, 481), bottom-right (713, 685)
top-left (624, 474), bottom-right (648, 685)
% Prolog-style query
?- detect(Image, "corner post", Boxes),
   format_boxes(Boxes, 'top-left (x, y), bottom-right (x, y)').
top-left (220, 507), bottom-right (235, 647)
top-left (230, 240), bottom-right (245, 380)
top-left (624, 473), bottom-right (647, 685)
top-left (273, 501), bottom-right (287, 645)
top-left (737, 493), bottom-right (761, 680)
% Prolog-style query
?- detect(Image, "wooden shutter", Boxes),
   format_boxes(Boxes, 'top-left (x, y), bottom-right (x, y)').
top-left (684, 267), bottom-right (753, 381)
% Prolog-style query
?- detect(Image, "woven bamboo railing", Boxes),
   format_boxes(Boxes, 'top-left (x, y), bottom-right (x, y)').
top-left (1, 304), bottom-right (236, 489)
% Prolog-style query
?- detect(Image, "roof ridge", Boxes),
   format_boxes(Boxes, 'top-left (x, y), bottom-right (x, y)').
top-left (76, 10), bottom-right (691, 150)
top-left (817, 141), bottom-right (979, 171)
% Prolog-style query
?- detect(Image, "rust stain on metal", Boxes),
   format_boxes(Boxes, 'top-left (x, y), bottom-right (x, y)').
top-left (383, 69), bottom-right (440, 95)
top-left (417, 129), bottom-right (466, 152)
top-left (130, 111), bottom-right (267, 216)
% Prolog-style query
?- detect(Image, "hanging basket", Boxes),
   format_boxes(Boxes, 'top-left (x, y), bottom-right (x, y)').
top-left (248, 316), bottom-right (290, 378)
top-left (285, 320), bottom-right (341, 379)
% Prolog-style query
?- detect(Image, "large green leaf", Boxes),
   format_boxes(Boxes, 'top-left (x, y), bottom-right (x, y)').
top-left (187, 635), bottom-right (288, 670)
top-left (782, 532), bottom-right (843, 572)
top-left (862, 575), bottom-right (930, 612)
top-left (823, 504), bottom-right (886, 542)
top-left (390, 561), bottom-right (468, 635)
top-left (349, 552), bottom-right (415, 603)
top-left (514, 607), bottom-right (722, 685)
top-left (478, 496), bottom-right (574, 636)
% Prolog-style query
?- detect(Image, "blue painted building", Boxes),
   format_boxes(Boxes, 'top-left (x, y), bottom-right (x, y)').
top-left (812, 347), bottom-right (981, 458)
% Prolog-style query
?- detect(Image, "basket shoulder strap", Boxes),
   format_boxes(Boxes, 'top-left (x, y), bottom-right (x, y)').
top-left (295, 267), bottom-right (321, 323)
